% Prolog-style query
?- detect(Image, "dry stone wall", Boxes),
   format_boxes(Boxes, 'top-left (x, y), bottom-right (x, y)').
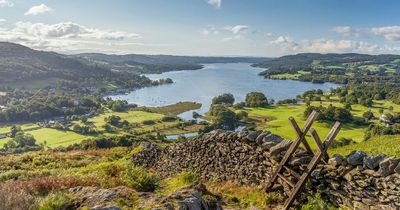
top-left (132, 130), bottom-right (400, 209)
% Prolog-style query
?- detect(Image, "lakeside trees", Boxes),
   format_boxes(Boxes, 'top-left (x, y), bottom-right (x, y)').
top-left (245, 92), bottom-right (269, 107)
top-left (212, 93), bottom-right (235, 105)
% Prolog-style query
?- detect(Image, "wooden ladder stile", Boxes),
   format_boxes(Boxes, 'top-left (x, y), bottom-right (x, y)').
top-left (265, 110), bottom-right (319, 192)
top-left (264, 111), bottom-right (342, 210)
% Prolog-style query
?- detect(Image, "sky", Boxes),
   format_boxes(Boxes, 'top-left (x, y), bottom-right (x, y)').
top-left (1, 0), bottom-right (400, 56)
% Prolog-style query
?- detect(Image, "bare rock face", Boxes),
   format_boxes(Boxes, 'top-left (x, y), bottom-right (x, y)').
top-left (132, 130), bottom-right (400, 210)
top-left (68, 186), bottom-right (135, 210)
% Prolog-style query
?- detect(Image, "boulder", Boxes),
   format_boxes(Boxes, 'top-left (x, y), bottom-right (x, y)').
top-left (363, 154), bottom-right (387, 170)
top-left (178, 193), bottom-right (209, 210)
top-left (378, 157), bottom-right (400, 176)
top-left (395, 162), bottom-right (400, 174)
top-left (255, 131), bottom-right (271, 144)
top-left (263, 133), bottom-right (284, 144)
top-left (246, 131), bottom-right (262, 142)
top-left (329, 154), bottom-right (344, 167)
top-left (269, 140), bottom-right (292, 156)
top-left (346, 151), bottom-right (367, 166)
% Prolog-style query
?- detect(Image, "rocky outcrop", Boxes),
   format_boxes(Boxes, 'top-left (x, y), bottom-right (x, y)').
top-left (132, 130), bottom-right (400, 209)
top-left (68, 184), bottom-right (222, 210)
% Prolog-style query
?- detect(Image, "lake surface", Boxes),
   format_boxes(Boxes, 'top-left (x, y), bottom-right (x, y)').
top-left (110, 63), bottom-right (340, 120)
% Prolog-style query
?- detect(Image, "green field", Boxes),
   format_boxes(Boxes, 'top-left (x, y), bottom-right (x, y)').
top-left (0, 123), bottom-right (40, 135)
top-left (330, 135), bottom-right (400, 157)
top-left (148, 102), bottom-right (202, 115)
top-left (243, 99), bottom-right (400, 150)
top-left (0, 128), bottom-right (88, 148)
top-left (89, 111), bottom-right (165, 131)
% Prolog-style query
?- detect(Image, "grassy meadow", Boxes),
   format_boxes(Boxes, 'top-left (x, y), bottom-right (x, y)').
top-left (242, 99), bottom-right (400, 152)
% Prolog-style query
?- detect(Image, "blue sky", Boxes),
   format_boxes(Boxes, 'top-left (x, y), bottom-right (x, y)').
top-left (1, 0), bottom-right (400, 56)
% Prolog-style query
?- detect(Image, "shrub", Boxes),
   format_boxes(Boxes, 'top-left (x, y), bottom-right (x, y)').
top-left (142, 120), bottom-right (155, 125)
top-left (301, 194), bottom-right (337, 210)
top-left (161, 116), bottom-right (176, 122)
top-left (0, 182), bottom-right (36, 210)
top-left (121, 165), bottom-right (159, 192)
top-left (38, 193), bottom-right (72, 210)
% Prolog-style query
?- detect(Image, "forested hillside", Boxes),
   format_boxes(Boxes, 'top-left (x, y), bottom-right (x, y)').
top-left (255, 53), bottom-right (400, 84)
top-left (74, 53), bottom-right (268, 74)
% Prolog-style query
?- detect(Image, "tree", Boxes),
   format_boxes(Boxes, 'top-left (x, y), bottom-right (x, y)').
top-left (236, 111), bottom-right (248, 120)
top-left (209, 105), bottom-right (238, 130)
top-left (363, 110), bottom-right (375, 121)
top-left (192, 111), bottom-right (201, 119)
top-left (13, 132), bottom-right (36, 147)
top-left (105, 115), bottom-right (122, 126)
top-left (9, 125), bottom-right (20, 138)
top-left (212, 93), bottom-right (235, 105)
top-left (245, 92), bottom-right (269, 107)
top-left (80, 115), bottom-right (88, 123)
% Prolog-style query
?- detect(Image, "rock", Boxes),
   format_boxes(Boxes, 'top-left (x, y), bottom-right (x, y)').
top-left (329, 154), bottom-right (344, 167)
top-left (346, 151), bottom-right (367, 166)
top-left (178, 193), bottom-right (209, 210)
top-left (364, 154), bottom-right (387, 170)
top-left (395, 162), bottom-right (400, 174)
top-left (68, 186), bottom-right (137, 209)
top-left (91, 206), bottom-right (121, 210)
top-left (263, 133), bottom-right (284, 144)
top-left (269, 140), bottom-right (292, 156)
top-left (246, 131), bottom-right (262, 142)
top-left (255, 131), bottom-right (270, 144)
top-left (378, 157), bottom-right (400, 176)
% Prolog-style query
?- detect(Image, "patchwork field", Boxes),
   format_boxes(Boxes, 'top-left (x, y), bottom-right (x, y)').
top-left (0, 102), bottom-right (204, 148)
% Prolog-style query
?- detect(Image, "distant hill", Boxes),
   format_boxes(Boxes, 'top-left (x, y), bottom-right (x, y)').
top-left (254, 53), bottom-right (400, 83)
top-left (0, 42), bottom-right (110, 83)
top-left (254, 53), bottom-right (400, 72)
top-left (73, 53), bottom-right (268, 74)
top-left (0, 42), bottom-right (151, 89)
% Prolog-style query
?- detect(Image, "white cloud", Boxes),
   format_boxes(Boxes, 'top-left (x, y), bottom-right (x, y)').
top-left (226, 25), bottom-right (249, 34)
top-left (0, 21), bottom-right (142, 53)
top-left (333, 25), bottom-right (400, 41)
top-left (332, 26), bottom-right (359, 36)
top-left (222, 35), bottom-right (242, 42)
top-left (207, 0), bottom-right (221, 9)
top-left (371, 26), bottom-right (400, 41)
top-left (12, 21), bottom-right (140, 40)
top-left (268, 36), bottom-right (393, 54)
top-left (202, 25), bottom-right (219, 35)
top-left (301, 39), bottom-right (353, 53)
top-left (0, 0), bottom-right (13, 8)
top-left (25, 4), bottom-right (53, 16)
top-left (0, 19), bottom-right (5, 25)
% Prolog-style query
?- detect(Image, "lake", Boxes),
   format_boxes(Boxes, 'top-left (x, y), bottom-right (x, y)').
top-left (110, 63), bottom-right (340, 120)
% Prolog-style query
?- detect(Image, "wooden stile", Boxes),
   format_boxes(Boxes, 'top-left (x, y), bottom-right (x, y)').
top-left (264, 111), bottom-right (342, 210)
